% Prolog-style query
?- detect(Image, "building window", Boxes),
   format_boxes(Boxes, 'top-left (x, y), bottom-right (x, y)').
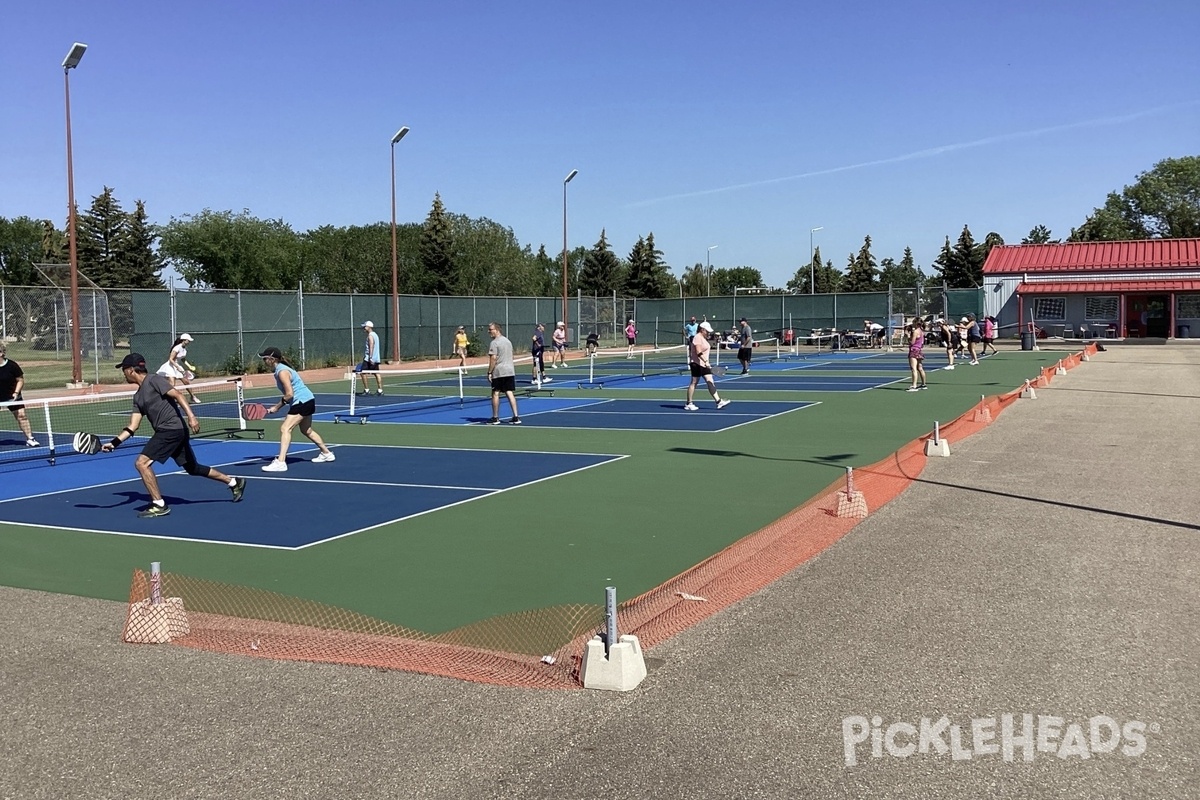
top-left (1084, 296), bottom-right (1118, 320)
top-left (1178, 294), bottom-right (1200, 318)
top-left (1033, 297), bottom-right (1065, 320)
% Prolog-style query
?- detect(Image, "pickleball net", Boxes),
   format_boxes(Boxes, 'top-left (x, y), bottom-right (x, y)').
top-left (340, 363), bottom-right (497, 422)
top-left (0, 377), bottom-right (256, 471)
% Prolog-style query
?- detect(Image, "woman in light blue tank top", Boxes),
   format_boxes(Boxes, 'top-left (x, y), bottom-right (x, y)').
top-left (257, 347), bottom-right (335, 472)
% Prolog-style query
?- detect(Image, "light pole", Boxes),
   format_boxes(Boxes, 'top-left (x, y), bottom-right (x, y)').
top-left (809, 226), bottom-right (823, 295)
top-left (562, 169), bottom-right (578, 333)
top-left (706, 245), bottom-right (718, 296)
top-left (389, 126), bottom-right (409, 363)
top-left (62, 42), bottom-right (87, 386)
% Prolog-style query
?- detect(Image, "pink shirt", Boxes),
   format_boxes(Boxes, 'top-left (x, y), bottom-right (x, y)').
top-left (690, 334), bottom-right (711, 366)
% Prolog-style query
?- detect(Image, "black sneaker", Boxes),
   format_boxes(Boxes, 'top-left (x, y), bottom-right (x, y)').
top-left (509, 417), bottom-right (522, 425)
top-left (137, 503), bottom-right (171, 519)
top-left (230, 477), bottom-right (246, 503)
top-left (488, 417), bottom-right (501, 425)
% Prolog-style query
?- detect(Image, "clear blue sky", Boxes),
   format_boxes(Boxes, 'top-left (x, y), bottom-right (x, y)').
top-left (4, 0), bottom-right (1198, 289)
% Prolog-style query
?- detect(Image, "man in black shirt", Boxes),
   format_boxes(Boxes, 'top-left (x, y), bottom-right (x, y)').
top-left (102, 353), bottom-right (245, 518)
top-left (0, 343), bottom-right (39, 447)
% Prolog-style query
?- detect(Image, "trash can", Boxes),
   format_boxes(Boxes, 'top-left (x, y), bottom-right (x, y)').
top-left (1176, 325), bottom-right (1190, 339)
top-left (1020, 331), bottom-right (1035, 351)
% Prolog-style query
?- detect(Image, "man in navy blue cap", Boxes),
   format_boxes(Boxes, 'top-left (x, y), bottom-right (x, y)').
top-left (103, 353), bottom-right (245, 518)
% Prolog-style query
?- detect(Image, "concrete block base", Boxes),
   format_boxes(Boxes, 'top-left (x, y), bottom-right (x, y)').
top-left (581, 635), bottom-right (647, 691)
top-left (924, 437), bottom-right (951, 457)
top-left (1021, 385), bottom-right (1037, 399)
top-left (123, 597), bottom-right (190, 644)
top-left (836, 490), bottom-right (868, 518)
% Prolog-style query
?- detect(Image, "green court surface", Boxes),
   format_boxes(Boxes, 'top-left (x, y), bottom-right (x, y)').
top-left (0, 349), bottom-right (1076, 635)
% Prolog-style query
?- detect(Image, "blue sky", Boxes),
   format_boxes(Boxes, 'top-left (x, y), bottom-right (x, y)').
top-left (3, 0), bottom-right (1198, 289)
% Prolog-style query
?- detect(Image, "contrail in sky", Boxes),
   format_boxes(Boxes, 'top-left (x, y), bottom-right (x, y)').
top-left (627, 102), bottom-right (1198, 208)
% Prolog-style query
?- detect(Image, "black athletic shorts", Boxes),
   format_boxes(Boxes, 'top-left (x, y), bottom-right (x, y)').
top-left (287, 398), bottom-right (316, 417)
top-left (2, 392), bottom-right (24, 413)
top-left (491, 374), bottom-right (516, 393)
top-left (141, 427), bottom-right (200, 470)
top-left (737, 347), bottom-right (753, 362)
top-left (689, 363), bottom-right (712, 378)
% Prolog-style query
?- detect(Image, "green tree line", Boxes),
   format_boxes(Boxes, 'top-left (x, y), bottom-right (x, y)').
top-left (3, 156), bottom-right (1196, 322)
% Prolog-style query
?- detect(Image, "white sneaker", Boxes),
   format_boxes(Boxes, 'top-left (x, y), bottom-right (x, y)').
top-left (542, 376), bottom-right (552, 383)
top-left (716, 399), bottom-right (731, 409)
top-left (906, 386), bottom-right (920, 392)
top-left (261, 460), bottom-right (288, 472)
top-left (26, 438), bottom-right (40, 447)
top-left (312, 452), bottom-right (336, 463)
top-left (969, 360), bottom-right (979, 366)
top-left (683, 403), bottom-right (699, 411)
top-left (944, 364), bottom-right (955, 370)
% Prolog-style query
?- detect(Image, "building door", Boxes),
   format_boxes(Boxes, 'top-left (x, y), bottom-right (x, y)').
top-left (1126, 295), bottom-right (1169, 337)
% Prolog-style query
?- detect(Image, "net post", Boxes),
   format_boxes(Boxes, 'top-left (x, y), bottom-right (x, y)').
top-left (42, 401), bottom-right (56, 465)
top-left (924, 420), bottom-right (951, 457)
top-left (347, 370), bottom-right (357, 416)
top-left (458, 366), bottom-right (466, 408)
top-left (605, 585), bottom-right (617, 657)
top-left (150, 561), bottom-right (162, 605)
top-left (836, 465), bottom-right (868, 518)
top-left (232, 377), bottom-right (247, 432)
top-left (580, 584), bottom-right (646, 691)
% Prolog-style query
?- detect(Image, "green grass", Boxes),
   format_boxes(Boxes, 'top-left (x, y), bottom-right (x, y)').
top-left (0, 348), bottom-right (1077, 634)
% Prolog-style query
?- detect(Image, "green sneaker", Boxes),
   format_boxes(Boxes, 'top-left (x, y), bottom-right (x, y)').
top-left (137, 503), bottom-right (171, 519)
top-left (230, 477), bottom-right (246, 503)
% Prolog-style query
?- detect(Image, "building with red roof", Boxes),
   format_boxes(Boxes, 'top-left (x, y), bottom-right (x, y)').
top-left (982, 238), bottom-right (1200, 339)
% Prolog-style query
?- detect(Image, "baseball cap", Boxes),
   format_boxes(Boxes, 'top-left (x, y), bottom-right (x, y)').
top-left (179, 333), bottom-right (194, 342)
top-left (361, 320), bottom-right (374, 328)
top-left (115, 353), bottom-right (146, 370)
top-left (699, 321), bottom-right (714, 333)
top-left (457, 325), bottom-right (465, 331)
top-left (961, 317), bottom-right (969, 323)
top-left (258, 346), bottom-right (283, 360)
top-left (556, 321), bottom-right (565, 327)
top-left (739, 317), bottom-right (747, 323)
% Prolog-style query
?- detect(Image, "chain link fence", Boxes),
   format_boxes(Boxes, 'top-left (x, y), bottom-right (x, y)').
top-left (4, 283), bottom-right (986, 389)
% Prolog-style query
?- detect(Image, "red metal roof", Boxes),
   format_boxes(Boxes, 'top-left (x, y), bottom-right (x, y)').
top-left (1017, 280), bottom-right (1200, 294)
top-left (984, 239), bottom-right (1200, 274)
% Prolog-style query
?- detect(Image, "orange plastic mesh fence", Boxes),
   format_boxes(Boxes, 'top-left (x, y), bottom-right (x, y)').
top-left (123, 344), bottom-right (1098, 687)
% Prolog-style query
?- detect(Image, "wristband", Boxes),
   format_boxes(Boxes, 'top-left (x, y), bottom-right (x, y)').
top-left (109, 437), bottom-right (122, 449)
top-left (122, 427), bottom-right (135, 437)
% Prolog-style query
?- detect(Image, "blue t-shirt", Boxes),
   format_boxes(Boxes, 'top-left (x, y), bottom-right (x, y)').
top-left (684, 321), bottom-right (699, 339)
top-left (274, 363), bottom-right (314, 405)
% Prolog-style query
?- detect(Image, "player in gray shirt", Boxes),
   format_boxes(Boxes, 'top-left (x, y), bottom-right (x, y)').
top-left (102, 353), bottom-right (246, 518)
top-left (486, 322), bottom-right (521, 425)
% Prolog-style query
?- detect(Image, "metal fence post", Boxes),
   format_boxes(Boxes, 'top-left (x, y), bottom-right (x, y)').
top-left (297, 282), bottom-right (306, 368)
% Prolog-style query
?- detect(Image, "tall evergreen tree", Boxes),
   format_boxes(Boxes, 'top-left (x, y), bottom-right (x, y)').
top-left (931, 236), bottom-right (954, 289)
top-left (974, 232), bottom-right (1004, 275)
top-left (1022, 225), bottom-right (1055, 244)
top-left (116, 200), bottom-right (165, 288)
top-left (843, 235), bottom-right (879, 292)
top-left (624, 232), bottom-right (673, 298)
top-left (419, 193), bottom-right (454, 294)
top-left (578, 229), bottom-right (621, 293)
top-left (76, 186), bottom-right (124, 285)
top-left (940, 225), bottom-right (982, 288)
